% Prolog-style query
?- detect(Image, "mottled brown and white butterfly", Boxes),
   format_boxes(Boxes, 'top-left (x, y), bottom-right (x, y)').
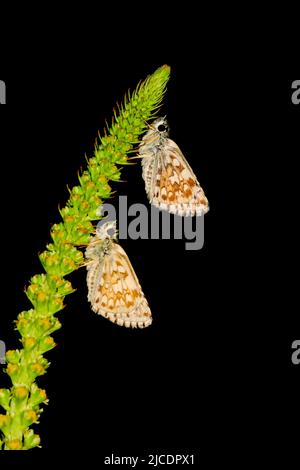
top-left (85, 221), bottom-right (152, 328)
top-left (139, 117), bottom-right (209, 216)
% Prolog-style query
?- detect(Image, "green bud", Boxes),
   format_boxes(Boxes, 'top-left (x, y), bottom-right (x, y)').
top-left (0, 414), bottom-right (11, 430)
top-left (13, 386), bottom-right (29, 401)
top-left (39, 251), bottom-right (61, 275)
top-left (22, 409), bottom-right (38, 426)
top-left (22, 337), bottom-right (37, 351)
top-left (0, 389), bottom-right (10, 410)
top-left (6, 362), bottom-right (20, 383)
top-left (30, 362), bottom-right (46, 379)
top-left (23, 429), bottom-right (41, 449)
top-left (5, 350), bottom-right (20, 365)
top-left (29, 384), bottom-right (48, 407)
top-left (38, 336), bottom-right (56, 354)
top-left (5, 438), bottom-right (22, 450)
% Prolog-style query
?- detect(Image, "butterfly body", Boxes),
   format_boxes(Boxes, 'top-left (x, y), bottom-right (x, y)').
top-left (139, 117), bottom-right (209, 216)
top-left (85, 222), bottom-right (152, 328)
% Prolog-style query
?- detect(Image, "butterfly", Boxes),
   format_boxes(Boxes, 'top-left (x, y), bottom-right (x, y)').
top-left (85, 221), bottom-right (152, 328)
top-left (138, 117), bottom-right (209, 216)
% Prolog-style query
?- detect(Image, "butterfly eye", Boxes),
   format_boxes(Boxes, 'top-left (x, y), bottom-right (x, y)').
top-left (158, 124), bottom-right (166, 132)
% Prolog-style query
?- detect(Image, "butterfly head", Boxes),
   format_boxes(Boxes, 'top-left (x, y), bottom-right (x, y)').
top-left (142, 117), bottom-right (169, 147)
top-left (151, 117), bottom-right (169, 136)
top-left (96, 220), bottom-right (118, 241)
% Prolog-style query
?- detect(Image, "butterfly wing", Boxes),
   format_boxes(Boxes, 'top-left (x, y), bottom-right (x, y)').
top-left (141, 148), bottom-right (158, 200)
top-left (144, 139), bottom-right (209, 216)
top-left (87, 242), bottom-right (152, 328)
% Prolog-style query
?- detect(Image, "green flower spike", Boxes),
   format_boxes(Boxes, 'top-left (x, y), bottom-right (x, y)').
top-left (0, 65), bottom-right (171, 450)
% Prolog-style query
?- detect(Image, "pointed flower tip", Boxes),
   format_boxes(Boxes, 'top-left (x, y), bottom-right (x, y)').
top-left (154, 64), bottom-right (171, 78)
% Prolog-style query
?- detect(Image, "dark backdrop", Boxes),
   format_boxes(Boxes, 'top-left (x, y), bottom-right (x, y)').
top-left (0, 44), bottom-right (299, 466)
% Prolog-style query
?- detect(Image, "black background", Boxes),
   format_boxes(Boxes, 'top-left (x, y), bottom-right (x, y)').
top-left (0, 30), bottom-right (299, 466)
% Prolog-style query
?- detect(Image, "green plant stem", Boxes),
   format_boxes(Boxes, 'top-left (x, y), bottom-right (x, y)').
top-left (0, 65), bottom-right (170, 450)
